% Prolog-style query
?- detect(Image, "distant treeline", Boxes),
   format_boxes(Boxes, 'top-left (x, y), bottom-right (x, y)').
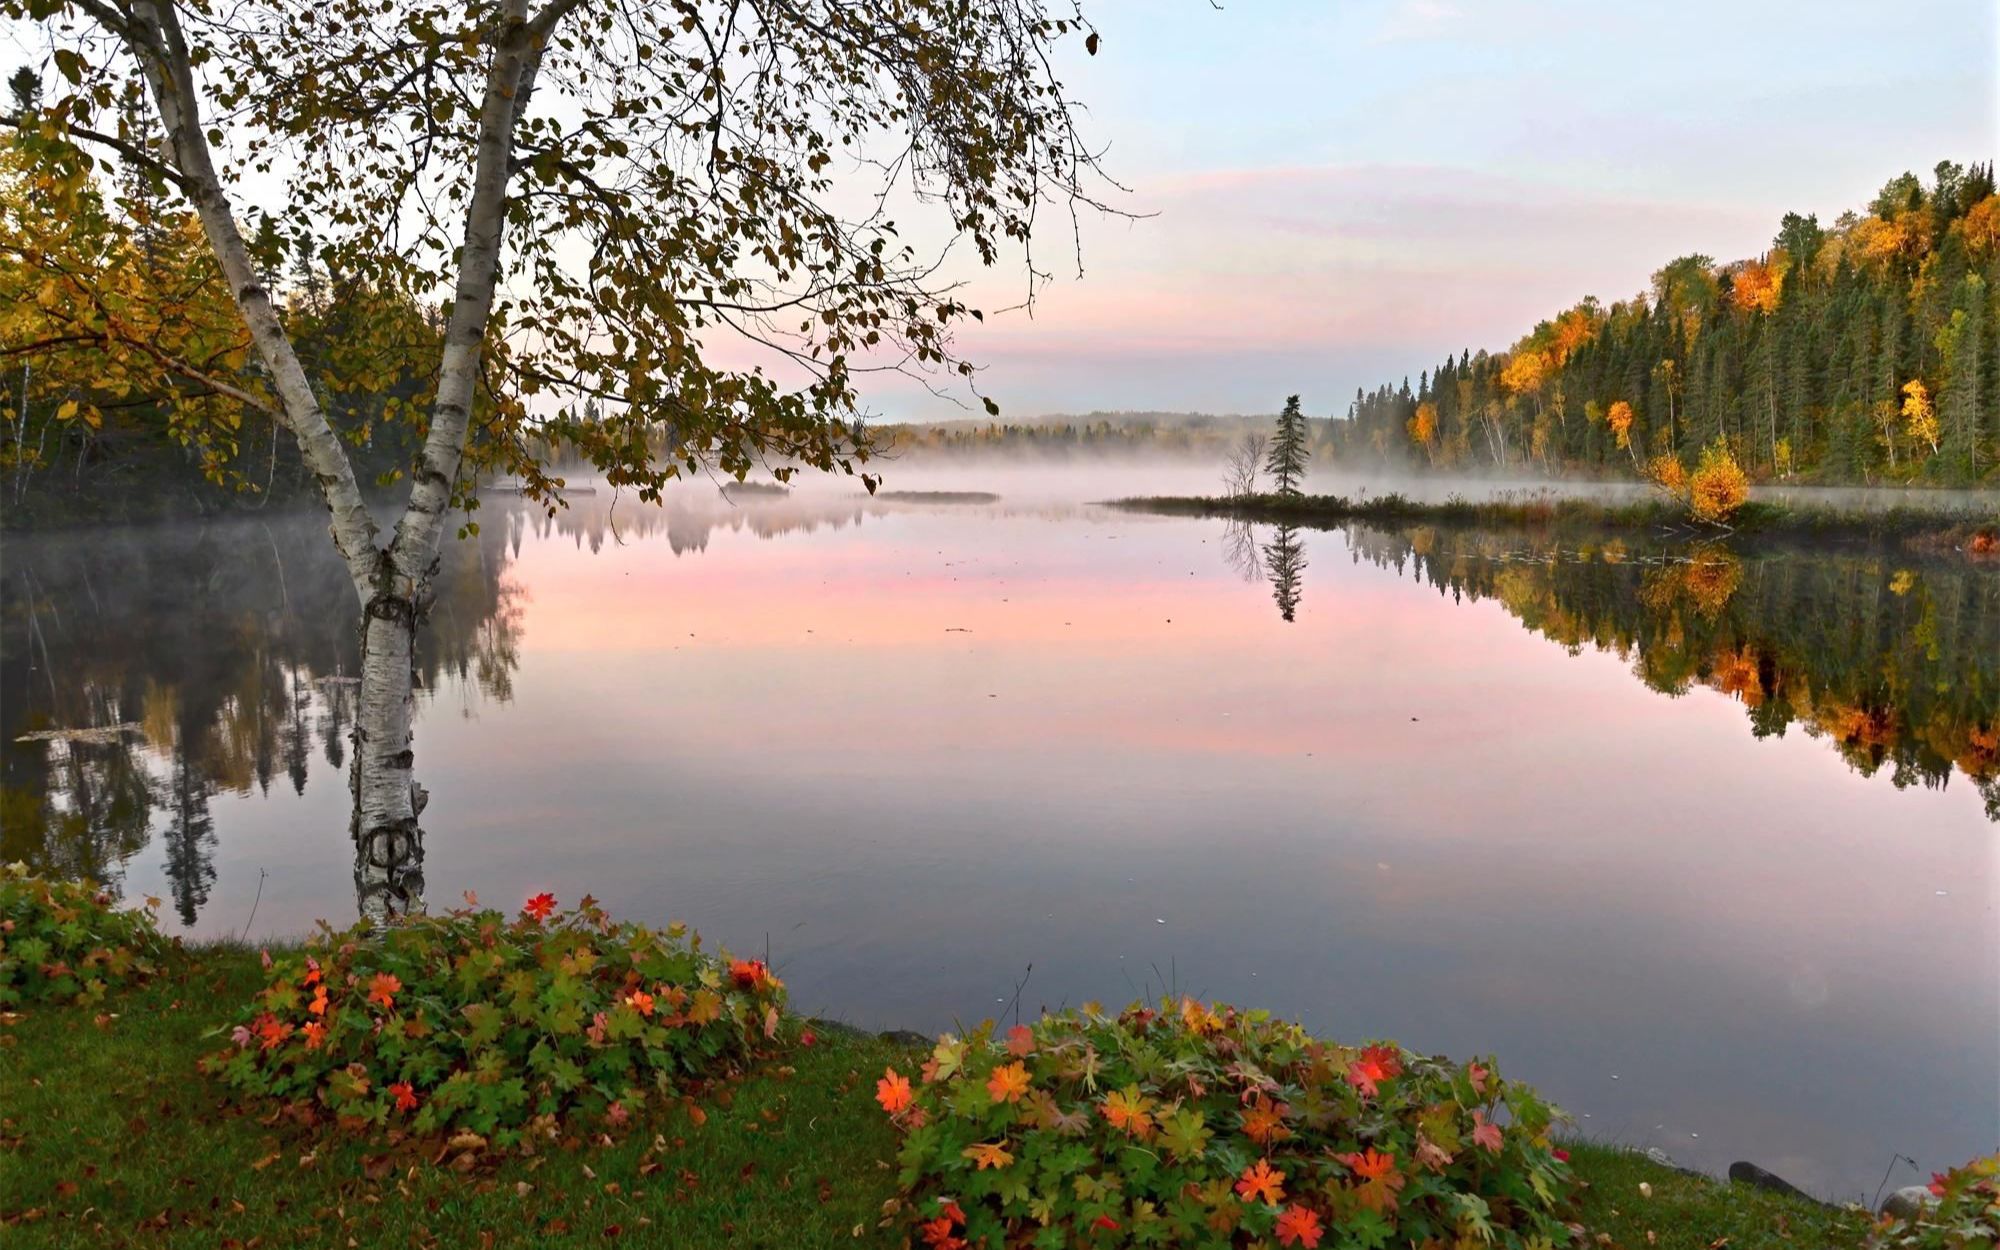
top-left (879, 412), bottom-right (1287, 458)
top-left (1338, 160), bottom-right (2000, 486)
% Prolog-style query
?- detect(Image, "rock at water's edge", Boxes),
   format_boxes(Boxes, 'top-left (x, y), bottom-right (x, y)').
top-left (1728, 1161), bottom-right (1821, 1204)
top-left (1880, 1185), bottom-right (1940, 1221)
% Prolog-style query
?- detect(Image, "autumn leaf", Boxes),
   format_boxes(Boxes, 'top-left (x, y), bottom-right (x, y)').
top-left (1235, 1159), bottom-right (1285, 1206)
top-left (1240, 1093), bottom-right (1291, 1145)
top-left (1275, 1204), bottom-right (1324, 1248)
top-left (1100, 1085), bottom-right (1154, 1139)
top-left (1471, 1109), bottom-right (1504, 1154)
top-left (962, 1141), bottom-right (1014, 1170)
top-left (367, 972), bottom-right (402, 1009)
top-left (985, 1061), bottom-right (1031, 1105)
top-left (1343, 1148), bottom-right (1406, 1213)
top-left (875, 1068), bottom-right (913, 1116)
top-left (523, 893), bottom-right (557, 921)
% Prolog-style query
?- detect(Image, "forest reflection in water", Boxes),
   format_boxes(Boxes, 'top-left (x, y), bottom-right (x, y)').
top-left (0, 489), bottom-right (894, 920)
top-left (3, 485), bottom-right (1997, 937)
top-left (1227, 516), bottom-right (2000, 820)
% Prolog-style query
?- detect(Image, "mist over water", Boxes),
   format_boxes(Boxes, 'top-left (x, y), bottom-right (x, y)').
top-left (3, 459), bottom-right (1996, 1200)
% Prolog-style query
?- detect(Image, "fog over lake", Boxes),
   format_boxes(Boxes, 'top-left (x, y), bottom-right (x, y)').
top-left (4, 462), bottom-right (1995, 1199)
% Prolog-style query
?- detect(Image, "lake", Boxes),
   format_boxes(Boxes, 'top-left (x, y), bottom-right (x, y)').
top-left (2, 464), bottom-right (1995, 1200)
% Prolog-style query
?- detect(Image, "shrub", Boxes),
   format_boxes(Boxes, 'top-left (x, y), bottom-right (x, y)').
top-left (1688, 439), bottom-right (1750, 524)
top-left (1869, 1155), bottom-right (2000, 1250)
top-left (0, 863), bottom-right (165, 1006)
top-left (874, 999), bottom-right (1575, 1249)
top-left (203, 894), bottom-right (787, 1144)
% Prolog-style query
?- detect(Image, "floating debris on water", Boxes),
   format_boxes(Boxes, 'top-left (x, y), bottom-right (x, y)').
top-left (14, 723), bottom-right (144, 745)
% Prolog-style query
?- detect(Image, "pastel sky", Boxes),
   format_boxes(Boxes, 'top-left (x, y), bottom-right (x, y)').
top-left (874, 0), bottom-right (1998, 421)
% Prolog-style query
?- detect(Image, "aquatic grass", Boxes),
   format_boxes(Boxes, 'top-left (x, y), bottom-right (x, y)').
top-left (0, 942), bottom-right (1873, 1249)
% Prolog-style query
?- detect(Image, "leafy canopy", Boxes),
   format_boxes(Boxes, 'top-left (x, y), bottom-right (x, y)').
top-left (8, 0), bottom-right (1112, 506)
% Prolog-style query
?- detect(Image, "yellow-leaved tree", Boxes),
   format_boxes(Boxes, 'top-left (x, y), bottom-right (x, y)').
top-left (1688, 439), bottom-right (1750, 525)
top-left (1900, 379), bottom-right (1939, 456)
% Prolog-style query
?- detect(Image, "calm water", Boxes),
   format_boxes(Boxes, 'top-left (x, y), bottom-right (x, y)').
top-left (3, 465), bottom-right (1996, 1199)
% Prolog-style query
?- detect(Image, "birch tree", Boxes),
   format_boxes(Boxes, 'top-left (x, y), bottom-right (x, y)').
top-left (7, 0), bottom-right (1110, 921)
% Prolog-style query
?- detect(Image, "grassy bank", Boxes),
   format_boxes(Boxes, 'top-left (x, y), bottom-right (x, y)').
top-left (1110, 490), bottom-right (2000, 547)
top-left (0, 947), bottom-right (1871, 1249)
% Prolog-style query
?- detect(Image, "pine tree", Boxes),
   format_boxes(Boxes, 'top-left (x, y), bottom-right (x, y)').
top-left (1265, 394), bottom-right (1311, 495)
top-left (1937, 273), bottom-right (1985, 479)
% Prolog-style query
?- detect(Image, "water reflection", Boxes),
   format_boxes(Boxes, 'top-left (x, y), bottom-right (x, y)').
top-left (1235, 519), bottom-right (2000, 817)
top-left (2, 511), bottom-right (518, 915)
top-left (1262, 524), bottom-right (1307, 623)
top-left (0, 488), bottom-right (921, 915)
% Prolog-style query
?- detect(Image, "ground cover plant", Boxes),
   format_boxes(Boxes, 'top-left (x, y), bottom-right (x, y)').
top-left (201, 894), bottom-right (788, 1143)
top-left (0, 862), bottom-right (166, 1006)
top-left (1867, 1155), bottom-right (2000, 1250)
top-left (0, 928), bottom-right (1874, 1248)
top-left (874, 998), bottom-right (1574, 1249)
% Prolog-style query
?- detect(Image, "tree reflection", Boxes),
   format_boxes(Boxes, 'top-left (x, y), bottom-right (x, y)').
top-left (1339, 524), bottom-right (2000, 819)
top-left (1262, 524), bottom-right (1307, 622)
top-left (0, 486), bottom-right (904, 920)
top-left (1, 506), bottom-right (526, 912)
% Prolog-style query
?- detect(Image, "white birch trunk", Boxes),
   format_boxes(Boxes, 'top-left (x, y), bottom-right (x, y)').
top-left (110, 0), bottom-right (560, 922)
top-left (352, 607), bottom-right (425, 921)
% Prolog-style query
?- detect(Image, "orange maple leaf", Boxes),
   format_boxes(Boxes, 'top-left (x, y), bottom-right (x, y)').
top-left (523, 892), bottom-right (557, 920)
top-left (1100, 1085), bottom-right (1155, 1138)
top-left (1241, 1093), bottom-right (1292, 1145)
top-left (962, 1141), bottom-right (1015, 1170)
top-left (986, 1061), bottom-right (1031, 1105)
top-left (876, 1068), bottom-right (914, 1116)
top-left (1235, 1159), bottom-right (1286, 1206)
top-left (1341, 1147), bottom-right (1406, 1211)
top-left (367, 973), bottom-right (402, 1009)
top-left (1275, 1204), bottom-right (1323, 1248)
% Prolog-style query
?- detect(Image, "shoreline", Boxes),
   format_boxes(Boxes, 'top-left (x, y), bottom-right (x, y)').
top-left (1107, 490), bottom-right (2000, 550)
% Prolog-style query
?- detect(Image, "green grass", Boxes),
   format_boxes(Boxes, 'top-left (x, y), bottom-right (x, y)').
top-left (0, 948), bottom-right (908, 1248)
top-left (1110, 490), bottom-right (1999, 546)
top-left (1564, 1143), bottom-right (1872, 1250)
top-left (0, 948), bottom-right (1870, 1249)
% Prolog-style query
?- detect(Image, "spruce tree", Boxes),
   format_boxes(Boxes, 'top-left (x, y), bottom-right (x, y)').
top-left (1265, 394), bottom-right (1311, 496)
